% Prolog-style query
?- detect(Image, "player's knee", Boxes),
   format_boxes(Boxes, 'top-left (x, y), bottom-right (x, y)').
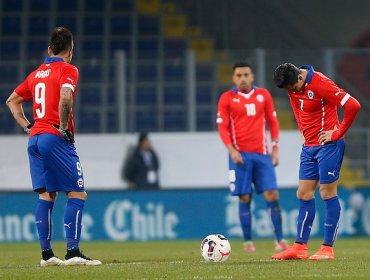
top-left (38, 190), bottom-right (57, 202)
top-left (319, 189), bottom-right (336, 200)
top-left (239, 194), bottom-right (251, 204)
top-left (296, 189), bottom-right (314, 200)
top-left (67, 191), bottom-right (87, 200)
top-left (264, 190), bottom-right (279, 201)
top-left (319, 183), bottom-right (338, 200)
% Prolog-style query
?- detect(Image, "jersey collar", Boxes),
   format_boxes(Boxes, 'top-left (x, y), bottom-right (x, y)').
top-left (231, 85), bottom-right (257, 93)
top-left (299, 65), bottom-right (315, 84)
top-left (44, 57), bottom-right (64, 63)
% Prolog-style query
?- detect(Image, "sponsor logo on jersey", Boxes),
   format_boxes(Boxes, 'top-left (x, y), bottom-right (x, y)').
top-left (308, 90), bottom-right (315, 99)
top-left (256, 94), bottom-right (264, 102)
top-left (35, 69), bottom-right (51, 78)
top-left (232, 98), bottom-right (240, 103)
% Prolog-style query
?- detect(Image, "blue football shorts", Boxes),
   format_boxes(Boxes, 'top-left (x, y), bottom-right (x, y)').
top-left (28, 133), bottom-right (85, 193)
top-left (228, 152), bottom-right (278, 196)
top-left (299, 139), bottom-right (345, 184)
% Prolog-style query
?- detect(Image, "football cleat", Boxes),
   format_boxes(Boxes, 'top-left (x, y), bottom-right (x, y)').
top-left (309, 245), bottom-right (334, 260)
top-left (64, 249), bottom-right (102, 266)
top-left (40, 256), bottom-right (64, 266)
top-left (274, 240), bottom-right (290, 252)
top-left (40, 249), bottom-right (64, 266)
top-left (272, 243), bottom-right (308, 260)
top-left (243, 241), bottom-right (256, 253)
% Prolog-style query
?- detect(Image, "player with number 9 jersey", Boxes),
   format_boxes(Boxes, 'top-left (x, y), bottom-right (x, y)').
top-left (5, 27), bottom-right (101, 266)
top-left (14, 57), bottom-right (78, 137)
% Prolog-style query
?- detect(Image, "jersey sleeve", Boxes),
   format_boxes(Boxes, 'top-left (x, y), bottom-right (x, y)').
top-left (60, 65), bottom-right (79, 95)
top-left (317, 75), bottom-right (350, 108)
top-left (216, 93), bottom-right (232, 146)
top-left (14, 75), bottom-right (33, 101)
top-left (264, 90), bottom-right (279, 140)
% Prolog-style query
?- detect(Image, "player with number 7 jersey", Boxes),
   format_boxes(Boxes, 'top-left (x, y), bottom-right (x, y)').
top-left (5, 27), bottom-right (101, 266)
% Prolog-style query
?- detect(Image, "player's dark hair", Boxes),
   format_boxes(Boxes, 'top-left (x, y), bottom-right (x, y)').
top-left (273, 63), bottom-right (300, 88)
top-left (48, 27), bottom-right (73, 55)
top-left (233, 61), bottom-right (252, 71)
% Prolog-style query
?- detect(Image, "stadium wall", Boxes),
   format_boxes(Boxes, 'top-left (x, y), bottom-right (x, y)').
top-left (0, 188), bottom-right (369, 242)
top-left (0, 131), bottom-right (302, 191)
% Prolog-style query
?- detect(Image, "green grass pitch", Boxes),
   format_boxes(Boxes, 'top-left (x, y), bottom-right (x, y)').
top-left (0, 238), bottom-right (369, 279)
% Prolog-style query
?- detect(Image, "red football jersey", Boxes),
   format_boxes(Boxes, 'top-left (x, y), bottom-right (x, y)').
top-left (288, 65), bottom-right (351, 146)
top-left (15, 57), bottom-right (78, 137)
top-left (217, 86), bottom-right (279, 154)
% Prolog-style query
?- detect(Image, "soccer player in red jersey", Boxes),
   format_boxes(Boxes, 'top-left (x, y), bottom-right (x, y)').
top-left (6, 27), bottom-right (101, 266)
top-left (272, 63), bottom-right (361, 260)
top-left (217, 62), bottom-right (289, 252)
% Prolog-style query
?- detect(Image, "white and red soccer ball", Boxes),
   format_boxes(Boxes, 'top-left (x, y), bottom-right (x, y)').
top-left (200, 234), bottom-right (231, 262)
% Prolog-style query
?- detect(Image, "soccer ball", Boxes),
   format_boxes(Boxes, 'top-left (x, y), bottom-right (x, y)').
top-left (200, 234), bottom-right (231, 262)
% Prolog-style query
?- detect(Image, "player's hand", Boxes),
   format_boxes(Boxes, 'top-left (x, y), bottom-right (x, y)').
top-left (271, 149), bottom-right (279, 166)
top-left (24, 123), bottom-right (33, 134)
top-left (52, 124), bottom-right (75, 144)
top-left (318, 130), bottom-right (335, 145)
top-left (230, 149), bottom-right (244, 165)
top-left (318, 126), bottom-right (338, 145)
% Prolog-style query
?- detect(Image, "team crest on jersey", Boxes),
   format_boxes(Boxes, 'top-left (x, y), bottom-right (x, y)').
top-left (256, 94), bottom-right (264, 102)
top-left (77, 178), bottom-right (84, 188)
top-left (308, 90), bottom-right (315, 99)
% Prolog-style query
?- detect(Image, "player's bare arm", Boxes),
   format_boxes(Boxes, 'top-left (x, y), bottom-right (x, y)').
top-left (59, 87), bottom-right (73, 129)
top-left (5, 91), bottom-right (31, 130)
top-left (271, 148), bottom-right (279, 166)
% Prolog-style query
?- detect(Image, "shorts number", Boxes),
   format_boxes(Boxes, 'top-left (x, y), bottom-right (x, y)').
top-left (76, 162), bottom-right (83, 176)
top-left (35, 83), bottom-right (46, 118)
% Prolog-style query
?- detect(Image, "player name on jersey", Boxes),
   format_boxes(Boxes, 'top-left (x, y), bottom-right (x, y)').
top-left (34, 69), bottom-right (51, 78)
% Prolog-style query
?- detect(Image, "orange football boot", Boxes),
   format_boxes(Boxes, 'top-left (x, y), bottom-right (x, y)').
top-left (309, 245), bottom-right (334, 260)
top-left (272, 243), bottom-right (308, 260)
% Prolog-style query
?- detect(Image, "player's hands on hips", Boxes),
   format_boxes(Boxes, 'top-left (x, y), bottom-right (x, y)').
top-left (52, 124), bottom-right (75, 143)
top-left (319, 125), bottom-right (339, 145)
top-left (318, 129), bottom-right (337, 145)
top-left (24, 123), bottom-right (33, 134)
